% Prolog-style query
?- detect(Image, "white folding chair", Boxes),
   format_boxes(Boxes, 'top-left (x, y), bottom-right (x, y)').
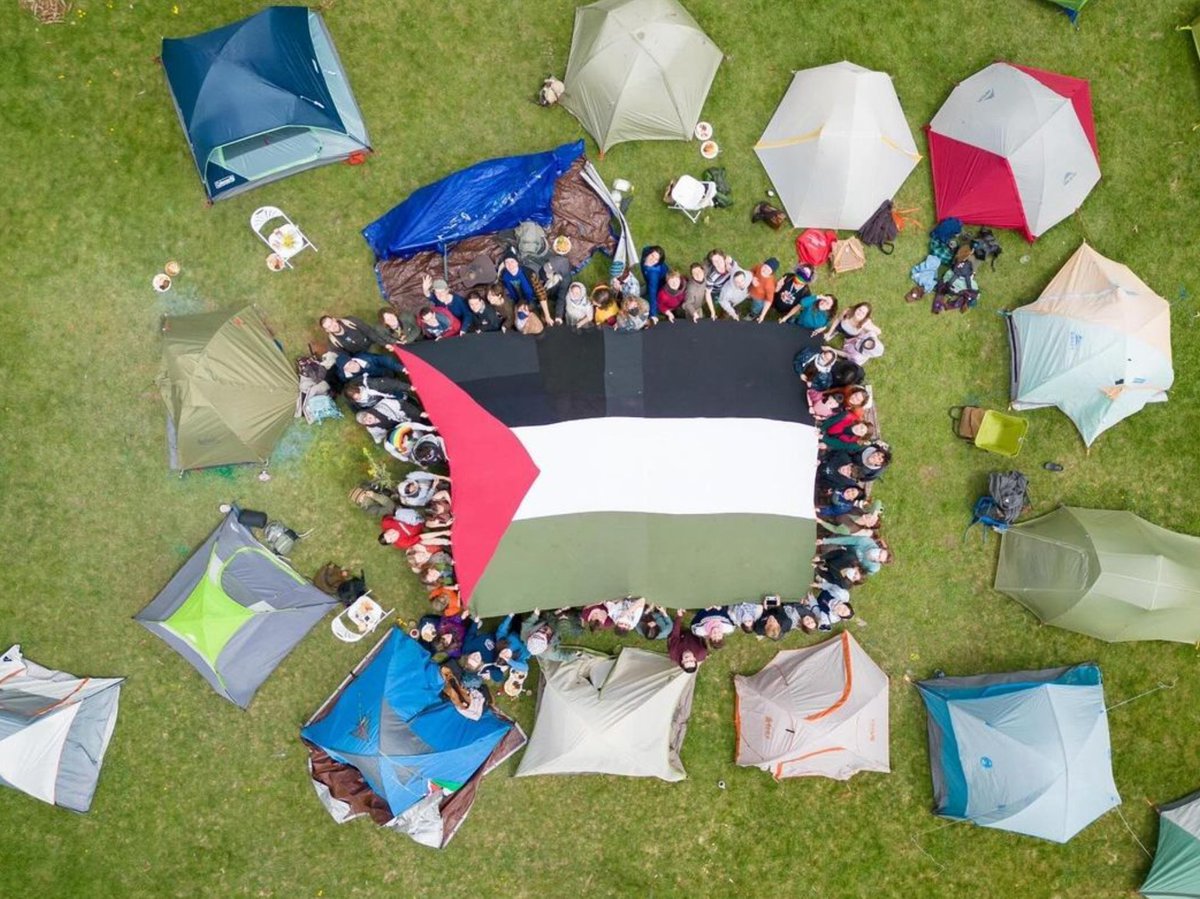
top-left (250, 205), bottom-right (317, 268)
top-left (667, 175), bottom-right (718, 223)
top-left (331, 594), bottom-right (392, 643)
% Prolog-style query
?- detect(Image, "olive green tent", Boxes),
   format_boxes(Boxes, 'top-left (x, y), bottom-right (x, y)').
top-left (995, 507), bottom-right (1200, 643)
top-left (158, 305), bottom-right (298, 471)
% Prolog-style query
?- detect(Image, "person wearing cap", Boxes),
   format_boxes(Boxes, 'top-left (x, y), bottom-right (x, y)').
top-left (421, 273), bottom-right (475, 331)
top-left (668, 610), bottom-right (708, 672)
top-left (319, 314), bottom-right (394, 354)
top-left (639, 246), bottom-right (669, 319)
top-left (749, 259), bottom-right (780, 322)
top-left (499, 253), bottom-right (537, 307)
top-left (416, 305), bottom-right (461, 340)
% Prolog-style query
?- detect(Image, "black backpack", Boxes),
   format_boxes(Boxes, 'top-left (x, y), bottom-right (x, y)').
top-left (703, 166), bottom-right (733, 208)
top-left (971, 229), bottom-right (1002, 269)
top-left (857, 200), bottom-right (898, 254)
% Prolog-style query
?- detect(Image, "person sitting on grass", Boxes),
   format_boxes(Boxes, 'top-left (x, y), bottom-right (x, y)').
top-left (427, 583), bottom-right (462, 617)
top-left (818, 451), bottom-right (862, 493)
top-left (810, 391), bottom-right (844, 422)
top-left (614, 296), bottom-right (650, 332)
top-left (562, 281), bottom-right (594, 330)
top-left (579, 603), bottom-right (612, 632)
top-left (636, 605), bottom-right (673, 641)
top-left (815, 553), bottom-right (866, 592)
top-left (797, 346), bottom-right (839, 391)
top-left (820, 420), bottom-right (874, 452)
top-left (417, 305), bottom-right (461, 340)
top-left (817, 533), bottom-right (891, 575)
top-left (384, 421), bottom-right (445, 467)
top-left (484, 285), bottom-right (514, 332)
top-left (379, 308), bottom-right (422, 345)
top-left (397, 472), bottom-right (450, 508)
top-left (772, 264), bottom-right (815, 320)
top-left (604, 596), bottom-right (646, 635)
top-left (422, 274), bottom-right (475, 331)
top-left (343, 377), bottom-right (417, 414)
top-left (682, 262), bottom-right (716, 322)
top-left (591, 286), bottom-right (620, 328)
top-left (818, 500), bottom-right (883, 537)
top-left (851, 443), bottom-right (891, 482)
top-left (520, 609), bottom-right (579, 663)
top-left (356, 408), bottom-right (410, 445)
top-left (727, 599), bottom-right (765, 634)
top-left (639, 246), bottom-right (669, 320)
top-left (405, 542), bottom-right (454, 578)
top-left (668, 609), bottom-right (709, 672)
top-left (748, 258), bottom-right (779, 322)
top-left (378, 508), bottom-right (431, 550)
top-left (717, 266), bottom-right (752, 320)
top-left (656, 270), bottom-right (687, 323)
top-left (319, 314), bottom-right (394, 354)
top-left (494, 614), bottom-right (532, 672)
top-left (823, 302), bottom-right (880, 343)
top-left (465, 292), bottom-right (505, 333)
top-left (704, 249), bottom-right (734, 298)
top-left (499, 253), bottom-right (537, 307)
top-left (753, 600), bottom-right (794, 641)
top-left (690, 606), bottom-right (736, 650)
top-left (780, 293), bottom-right (838, 332)
top-left (539, 253), bottom-right (572, 325)
top-left (334, 350), bottom-right (407, 385)
top-left (819, 486), bottom-right (866, 518)
top-left (783, 601), bottom-right (820, 634)
top-left (514, 303), bottom-right (545, 335)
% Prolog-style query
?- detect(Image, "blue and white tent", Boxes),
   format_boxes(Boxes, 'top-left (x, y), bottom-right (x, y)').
top-left (916, 663), bottom-right (1120, 843)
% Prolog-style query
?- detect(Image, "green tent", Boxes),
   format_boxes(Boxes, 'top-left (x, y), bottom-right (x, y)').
top-left (995, 507), bottom-right (1200, 644)
top-left (1183, 16), bottom-right (1200, 61)
top-left (1046, 0), bottom-right (1088, 22)
top-left (158, 305), bottom-right (298, 471)
top-left (1142, 789), bottom-right (1200, 898)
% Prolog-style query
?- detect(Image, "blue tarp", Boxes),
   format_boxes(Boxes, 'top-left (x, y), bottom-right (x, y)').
top-left (301, 629), bottom-right (512, 818)
top-left (362, 142), bottom-right (586, 261)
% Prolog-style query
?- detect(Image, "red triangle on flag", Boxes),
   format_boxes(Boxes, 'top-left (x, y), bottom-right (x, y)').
top-left (394, 348), bottom-right (540, 604)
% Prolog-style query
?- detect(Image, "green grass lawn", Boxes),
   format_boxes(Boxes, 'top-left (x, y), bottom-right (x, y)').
top-left (2, 0), bottom-right (1199, 896)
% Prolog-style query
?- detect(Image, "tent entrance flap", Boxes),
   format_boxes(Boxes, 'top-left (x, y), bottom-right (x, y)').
top-left (214, 127), bottom-right (324, 181)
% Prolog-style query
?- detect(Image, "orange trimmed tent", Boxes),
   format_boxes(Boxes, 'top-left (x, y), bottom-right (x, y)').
top-left (733, 632), bottom-right (889, 780)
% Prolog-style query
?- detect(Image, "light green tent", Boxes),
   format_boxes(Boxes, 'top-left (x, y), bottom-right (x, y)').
top-left (158, 305), bottom-right (298, 471)
top-left (1142, 789), bottom-right (1200, 898)
top-left (1182, 15), bottom-right (1200, 62)
top-left (560, 0), bottom-right (722, 154)
top-left (995, 507), bottom-right (1200, 643)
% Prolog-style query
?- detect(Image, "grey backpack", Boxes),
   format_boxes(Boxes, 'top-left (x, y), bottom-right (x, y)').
top-left (514, 220), bottom-right (549, 267)
top-left (262, 521), bottom-right (300, 556)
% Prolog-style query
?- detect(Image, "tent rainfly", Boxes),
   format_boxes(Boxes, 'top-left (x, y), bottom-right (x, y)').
top-left (928, 62), bottom-right (1099, 240)
top-left (301, 629), bottom-right (524, 848)
top-left (516, 647), bottom-right (696, 781)
top-left (136, 511), bottom-right (339, 708)
top-left (734, 632), bottom-right (890, 780)
top-left (1007, 243), bottom-right (1173, 447)
top-left (755, 61), bottom-right (921, 230)
top-left (560, 0), bottom-right (722, 153)
top-left (1141, 789), bottom-right (1200, 898)
top-left (995, 507), bottom-right (1200, 643)
top-left (916, 663), bottom-right (1120, 843)
top-left (162, 5), bottom-right (371, 201)
top-left (0, 645), bottom-right (123, 813)
top-left (158, 305), bottom-right (299, 472)
top-left (1046, 0), bottom-right (1089, 21)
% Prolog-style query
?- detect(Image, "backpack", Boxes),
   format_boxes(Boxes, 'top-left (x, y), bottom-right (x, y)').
top-left (349, 483), bottom-right (396, 517)
top-left (313, 562), bottom-right (352, 596)
top-left (856, 200), bottom-right (899, 253)
top-left (262, 520), bottom-right (300, 556)
top-left (336, 571), bottom-right (367, 607)
top-left (702, 167), bottom-right (733, 208)
top-left (971, 228), bottom-right (1002, 269)
top-left (796, 229), bottom-right (837, 267)
top-left (514, 221), bottom-right (549, 267)
top-left (987, 471), bottom-right (1030, 525)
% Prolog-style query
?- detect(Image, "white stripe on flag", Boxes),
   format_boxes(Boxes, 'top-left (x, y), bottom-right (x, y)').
top-left (511, 417), bottom-right (817, 521)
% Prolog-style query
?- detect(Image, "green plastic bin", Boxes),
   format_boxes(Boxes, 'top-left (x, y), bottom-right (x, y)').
top-left (975, 410), bottom-right (1028, 457)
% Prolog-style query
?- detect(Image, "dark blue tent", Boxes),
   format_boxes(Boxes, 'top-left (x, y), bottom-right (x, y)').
top-left (362, 142), bottom-right (586, 261)
top-left (301, 628), bottom-right (515, 826)
top-left (162, 6), bottom-right (371, 201)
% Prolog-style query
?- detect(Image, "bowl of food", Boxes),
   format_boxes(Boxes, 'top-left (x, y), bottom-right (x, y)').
top-left (695, 121), bottom-right (713, 141)
top-left (700, 140), bottom-right (719, 159)
top-left (266, 253), bottom-right (285, 272)
top-left (152, 273), bottom-right (172, 292)
top-left (164, 260), bottom-right (181, 277)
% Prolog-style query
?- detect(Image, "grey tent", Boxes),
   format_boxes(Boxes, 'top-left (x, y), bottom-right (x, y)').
top-left (995, 507), bottom-right (1200, 643)
top-left (560, 0), bottom-right (722, 154)
top-left (0, 645), bottom-right (123, 813)
top-left (515, 647), bottom-right (695, 781)
top-left (158, 305), bottom-right (298, 472)
top-left (135, 511), bottom-right (338, 708)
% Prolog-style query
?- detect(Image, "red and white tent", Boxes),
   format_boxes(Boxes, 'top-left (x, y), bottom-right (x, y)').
top-left (927, 62), bottom-right (1100, 241)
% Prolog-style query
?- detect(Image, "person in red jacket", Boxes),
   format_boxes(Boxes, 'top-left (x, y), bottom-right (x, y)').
top-left (667, 610), bottom-right (708, 673)
top-left (378, 508), bottom-right (426, 549)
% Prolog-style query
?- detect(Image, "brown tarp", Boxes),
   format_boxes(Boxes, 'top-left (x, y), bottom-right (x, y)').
top-left (376, 157), bottom-right (616, 314)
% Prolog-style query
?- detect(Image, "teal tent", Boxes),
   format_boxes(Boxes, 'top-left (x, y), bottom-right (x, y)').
top-left (917, 663), bottom-right (1120, 843)
top-left (1143, 790), bottom-right (1200, 898)
top-left (162, 6), bottom-right (371, 201)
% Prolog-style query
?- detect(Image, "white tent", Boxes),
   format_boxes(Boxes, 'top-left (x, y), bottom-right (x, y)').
top-left (754, 61), bottom-right (920, 230)
top-left (515, 647), bottom-right (695, 781)
top-left (0, 645), bottom-right (123, 812)
top-left (734, 632), bottom-right (889, 780)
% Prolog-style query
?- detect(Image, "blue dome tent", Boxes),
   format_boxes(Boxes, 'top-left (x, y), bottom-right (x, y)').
top-left (916, 663), bottom-right (1120, 843)
top-left (161, 6), bottom-right (371, 201)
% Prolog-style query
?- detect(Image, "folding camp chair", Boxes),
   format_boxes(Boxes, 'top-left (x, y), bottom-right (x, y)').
top-left (331, 594), bottom-right (392, 643)
top-left (250, 206), bottom-right (316, 268)
top-left (665, 175), bottom-right (717, 223)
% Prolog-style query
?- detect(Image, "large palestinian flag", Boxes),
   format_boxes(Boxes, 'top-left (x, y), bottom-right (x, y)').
top-left (398, 324), bottom-right (820, 616)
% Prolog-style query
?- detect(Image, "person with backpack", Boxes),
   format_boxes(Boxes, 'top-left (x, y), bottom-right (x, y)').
top-left (639, 246), bottom-right (669, 319)
top-left (422, 275), bottom-right (475, 331)
top-left (319, 314), bottom-right (394, 354)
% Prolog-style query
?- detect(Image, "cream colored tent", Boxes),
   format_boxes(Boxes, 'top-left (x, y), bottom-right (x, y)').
top-left (734, 632), bottom-right (889, 780)
top-left (0, 645), bottom-right (123, 812)
top-left (515, 647), bottom-right (695, 781)
top-left (560, 0), bottom-right (722, 154)
top-left (754, 61), bottom-right (920, 230)
top-left (1008, 243), bottom-right (1173, 446)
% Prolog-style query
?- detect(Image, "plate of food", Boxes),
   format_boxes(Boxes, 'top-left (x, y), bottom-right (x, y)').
top-left (552, 235), bottom-right (572, 256)
top-left (152, 273), bottom-right (172, 292)
top-left (266, 253), bottom-right (285, 272)
top-left (695, 121), bottom-right (713, 141)
top-left (700, 140), bottom-right (719, 159)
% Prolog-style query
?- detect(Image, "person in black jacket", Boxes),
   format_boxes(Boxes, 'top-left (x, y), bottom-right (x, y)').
top-left (319, 315), bottom-right (394, 354)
